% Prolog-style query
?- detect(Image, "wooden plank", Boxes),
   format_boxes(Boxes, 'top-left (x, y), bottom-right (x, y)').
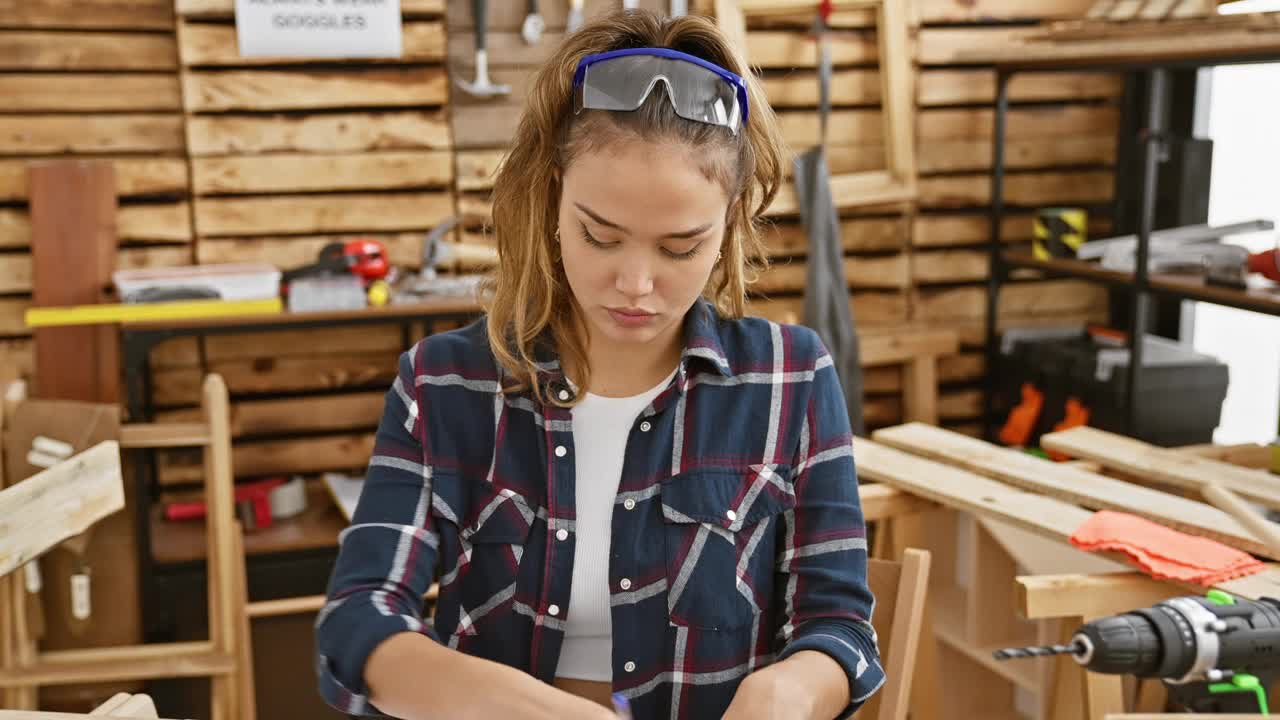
top-left (186, 111), bottom-right (451, 156)
top-left (918, 26), bottom-right (1040, 65)
top-left (1018, 573), bottom-right (1183, 621)
top-left (763, 216), bottom-right (907, 256)
top-left (0, 31), bottom-right (176, 71)
top-left (748, 291), bottom-right (910, 327)
top-left (919, 135), bottom-right (1115, 174)
top-left (914, 280), bottom-right (1109, 321)
top-left (938, 389), bottom-right (981, 420)
top-left (1177, 443), bottom-right (1273, 470)
top-left (0, 255), bottom-right (33, 294)
top-left (919, 105), bottom-right (1120, 142)
top-left (745, 30), bottom-right (878, 68)
top-left (0, 116), bottom-right (185, 156)
top-left (193, 192), bottom-right (453, 237)
top-left (450, 103), bottom-right (524, 150)
top-left (192, 152), bottom-right (453, 195)
top-left (0, 204), bottom-right (191, 248)
top-left (915, 1), bottom-right (1093, 24)
top-left (860, 327), bottom-right (959, 366)
top-left (156, 392), bottom-right (385, 438)
top-left (918, 70), bottom-right (1124, 106)
top-left (117, 245), bottom-right (194, 271)
top-left (179, 20), bottom-right (445, 65)
top-left (119, 423), bottom-right (210, 449)
top-left (195, 233), bottom-right (426, 270)
top-left (0, 0), bottom-right (174, 29)
top-left (1042, 426), bottom-right (1280, 512)
top-left (938, 352), bottom-right (984, 383)
top-left (204, 325), bottom-right (401, 362)
top-left (0, 645), bottom-right (233, 688)
top-left (456, 150), bottom-right (505, 192)
top-left (761, 68), bottom-right (882, 107)
top-left (913, 212), bottom-right (1111, 249)
top-left (205, 352), bottom-right (399, 395)
top-left (851, 436), bottom-right (1280, 601)
top-left (912, 249), bottom-right (990, 284)
top-left (1, 75), bottom-right (180, 112)
top-left (178, 0), bottom-right (443, 16)
top-left (771, 171), bottom-right (915, 215)
top-left (183, 68), bottom-right (448, 112)
top-left (755, 254), bottom-right (910, 293)
top-left (918, 170), bottom-right (1114, 208)
top-left (227, 433), bottom-right (376, 477)
top-left (0, 441), bottom-right (123, 578)
top-left (872, 422), bottom-right (1278, 558)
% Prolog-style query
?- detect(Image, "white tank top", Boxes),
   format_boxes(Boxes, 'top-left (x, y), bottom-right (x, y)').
top-left (555, 369), bottom-right (675, 682)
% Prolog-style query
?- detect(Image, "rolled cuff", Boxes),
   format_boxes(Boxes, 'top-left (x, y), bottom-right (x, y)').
top-left (777, 618), bottom-right (885, 720)
top-left (316, 607), bottom-right (439, 717)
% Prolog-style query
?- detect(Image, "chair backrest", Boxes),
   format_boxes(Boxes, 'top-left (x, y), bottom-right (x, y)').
top-left (858, 548), bottom-right (931, 720)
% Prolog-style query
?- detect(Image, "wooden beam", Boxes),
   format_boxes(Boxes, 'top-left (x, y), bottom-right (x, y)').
top-left (0, 0), bottom-right (174, 30)
top-left (860, 328), bottom-right (959, 366)
top-left (1017, 573), bottom-right (1179, 620)
top-left (119, 423), bottom-right (210, 449)
top-left (850, 436), bottom-right (1280, 601)
top-left (0, 644), bottom-right (232, 688)
top-left (183, 68), bottom-right (448, 112)
top-left (915, 280), bottom-right (1109, 322)
top-left (919, 170), bottom-right (1114, 209)
top-left (0, 31), bottom-right (176, 71)
top-left (0, 442), bottom-right (123, 578)
top-left (1043, 427), bottom-right (1280, 512)
top-left (193, 192), bottom-right (453, 237)
top-left (860, 483), bottom-right (937, 521)
top-left (191, 152), bottom-right (453, 195)
top-left (186, 111), bottom-right (451, 156)
top-left (1, 75), bottom-right (180, 112)
top-left (872, 423), bottom-right (1278, 558)
top-left (179, 20), bottom-right (445, 66)
top-left (177, 0), bottom-right (442, 15)
top-left (0, 115), bottom-right (184, 155)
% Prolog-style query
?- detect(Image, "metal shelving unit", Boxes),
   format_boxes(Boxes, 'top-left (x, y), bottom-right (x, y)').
top-left (975, 31), bottom-right (1280, 440)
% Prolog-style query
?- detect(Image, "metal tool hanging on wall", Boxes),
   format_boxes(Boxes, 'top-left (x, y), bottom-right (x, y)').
top-left (567, 0), bottom-right (585, 32)
top-left (522, 0), bottom-right (544, 45)
top-left (670, 0), bottom-right (688, 15)
top-left (457, 0), bottom-right (511, 98)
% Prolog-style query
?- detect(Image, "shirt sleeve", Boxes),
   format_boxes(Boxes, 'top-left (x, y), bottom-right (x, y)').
top-left (774, 336), bottom-right (885, 719)
top-left (315, 347), bottom-right (442, 716)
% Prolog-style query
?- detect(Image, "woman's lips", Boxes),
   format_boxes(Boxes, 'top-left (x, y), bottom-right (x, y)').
top-left (607, 307), bottom-right (657, 328)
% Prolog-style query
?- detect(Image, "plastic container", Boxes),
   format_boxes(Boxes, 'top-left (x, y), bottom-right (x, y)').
top-left (997, 329), bottom-right (1229, 447)
top-left (113, 264), bottom-right (280, 303)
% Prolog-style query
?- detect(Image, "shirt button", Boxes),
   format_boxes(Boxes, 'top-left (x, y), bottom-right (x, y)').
top-left (640, 420), bottom-right (652, 432)
top-left (556, 528), bottom-right (569, 541)
top-left (548, 604), bottom-right (560, 617)
top-left (619, 578), bottom-right (632, 590)
top-left (623, 498), bottom-right (636, 511)
top-left (624, 661), bottom-right (636, 673)
top-left (726, 509), bottom-right (737, 522)
top-left (555, 445), bottom-right (567, 458)
top-left (558, 389), bottom-right (571, 401)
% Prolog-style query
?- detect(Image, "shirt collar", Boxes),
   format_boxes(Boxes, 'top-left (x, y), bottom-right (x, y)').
top-left (531, 298), bottom-right (734, 401)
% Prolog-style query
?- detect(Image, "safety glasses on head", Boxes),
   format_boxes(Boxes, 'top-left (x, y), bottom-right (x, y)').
top-left (572, 48), bottom-right (749, 135)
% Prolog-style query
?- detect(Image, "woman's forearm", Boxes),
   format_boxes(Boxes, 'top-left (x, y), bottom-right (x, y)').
top-left (364, 631), bottom-right (616, 720)
top-left (725, 649), bottom-right (850, 720)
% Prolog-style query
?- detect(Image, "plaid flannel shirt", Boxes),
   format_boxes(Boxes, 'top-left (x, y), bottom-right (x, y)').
top-left (316, 299), bottom-right (883, 719)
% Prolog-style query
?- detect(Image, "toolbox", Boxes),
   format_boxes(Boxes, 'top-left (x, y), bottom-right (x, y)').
top-left (996, 328), bottom-right (1229, 447)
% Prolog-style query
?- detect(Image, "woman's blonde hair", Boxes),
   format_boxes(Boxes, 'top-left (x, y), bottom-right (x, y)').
top-left (483, 9), bottom-right (786, 403)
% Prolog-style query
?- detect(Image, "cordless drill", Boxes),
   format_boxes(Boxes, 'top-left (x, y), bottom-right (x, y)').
top-left (995, 591), bottom-right (1280, 713)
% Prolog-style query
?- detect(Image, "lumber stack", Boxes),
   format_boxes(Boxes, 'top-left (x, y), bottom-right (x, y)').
top-left (0, 0), bottom-right (194, 386)
top-left (859, 422), bottom-right (1280, 718)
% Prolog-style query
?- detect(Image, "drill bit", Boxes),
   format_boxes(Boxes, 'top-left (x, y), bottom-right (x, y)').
top-left (992, 641), bottom-right (1083, 661)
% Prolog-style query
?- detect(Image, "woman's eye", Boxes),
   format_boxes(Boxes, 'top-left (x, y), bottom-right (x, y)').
top-left (581, 228), bottom-right (617, 249)
top-left (661, 243), bottom-right (702, 261)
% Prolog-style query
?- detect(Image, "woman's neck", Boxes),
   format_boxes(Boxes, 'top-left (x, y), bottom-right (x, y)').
top-left (580, 323), bottom-right (683, 398)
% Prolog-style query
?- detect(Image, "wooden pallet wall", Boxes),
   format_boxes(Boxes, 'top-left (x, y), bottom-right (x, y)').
top-left (151, 0), bottom-right (456, 490)
top-left (0, 0), bottom-right (193, 388)
top-left (909, 0), bottom-right (1115, 435)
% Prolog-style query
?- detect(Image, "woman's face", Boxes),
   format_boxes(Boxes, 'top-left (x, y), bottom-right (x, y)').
top-left (558, 139), bottom-right (730, 352)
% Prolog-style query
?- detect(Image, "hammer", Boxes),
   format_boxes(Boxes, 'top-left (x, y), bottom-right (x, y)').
top-left (456, 0), bottom-right (510, 99)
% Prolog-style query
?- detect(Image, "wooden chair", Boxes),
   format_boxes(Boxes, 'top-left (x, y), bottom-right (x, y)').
top-left (0, 375), bottom-right (254, 720)
top-left (859, 548), bottom-right (932, 720)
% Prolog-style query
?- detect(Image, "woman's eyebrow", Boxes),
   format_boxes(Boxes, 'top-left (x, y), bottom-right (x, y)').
top-left (574, 202), bottom-right (712, 240)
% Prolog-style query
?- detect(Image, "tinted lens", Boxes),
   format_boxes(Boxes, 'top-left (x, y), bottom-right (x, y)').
top-left (580, 55), bottom-right (740, 131)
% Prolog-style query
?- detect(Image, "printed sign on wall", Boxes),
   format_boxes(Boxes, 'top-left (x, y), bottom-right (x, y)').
top-left (235, 0), bottom-right (403, 58)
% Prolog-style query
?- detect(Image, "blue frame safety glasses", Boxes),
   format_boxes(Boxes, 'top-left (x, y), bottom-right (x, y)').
top-left (572, 47), bottom-right (749, 135)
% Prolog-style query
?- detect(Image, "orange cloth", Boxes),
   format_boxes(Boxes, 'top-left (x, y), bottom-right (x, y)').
top-left (1070, 510), bottom-right (1265, 586)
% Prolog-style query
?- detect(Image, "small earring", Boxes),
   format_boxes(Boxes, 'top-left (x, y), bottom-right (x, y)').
top-left (554, 228), bottom-right (561, 243)
top-left (717, 250), bottom-right (723, 262)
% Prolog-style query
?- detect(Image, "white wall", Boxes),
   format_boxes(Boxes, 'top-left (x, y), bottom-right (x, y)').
top-left (1191, 0), bottom-right (1280, 444)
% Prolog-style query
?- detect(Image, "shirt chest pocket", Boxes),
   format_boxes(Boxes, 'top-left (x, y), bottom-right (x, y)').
top-left (660, 466), bottom-right (796, 631)
top-left (429, 469), bottom-right (537, 638)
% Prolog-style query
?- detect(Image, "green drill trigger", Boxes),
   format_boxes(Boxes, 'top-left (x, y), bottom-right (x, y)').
top-left (1207, 673), bottom-right (1268, 714)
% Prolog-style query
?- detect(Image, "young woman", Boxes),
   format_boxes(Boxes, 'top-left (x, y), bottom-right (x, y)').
top-left (316, 9), bottom-right (882, 720)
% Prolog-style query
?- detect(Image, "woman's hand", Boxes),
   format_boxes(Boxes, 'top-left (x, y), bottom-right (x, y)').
top-left (720, 651), bottom-right (848, 720)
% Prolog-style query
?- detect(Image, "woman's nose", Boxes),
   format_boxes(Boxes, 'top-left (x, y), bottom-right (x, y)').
top-left (614, 252), bottom-right (655, 299)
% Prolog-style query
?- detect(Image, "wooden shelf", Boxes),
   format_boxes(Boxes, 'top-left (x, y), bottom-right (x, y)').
top-left (1003, 251), bottom-right (1280, 317)
top-left (931, 585), bottom-right (1043, 692)
top-left (151, 479), bottom-right (346, 565)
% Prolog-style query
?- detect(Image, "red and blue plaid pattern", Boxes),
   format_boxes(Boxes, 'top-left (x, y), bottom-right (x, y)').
top-left (316, 299), bottom-right (883, 719)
